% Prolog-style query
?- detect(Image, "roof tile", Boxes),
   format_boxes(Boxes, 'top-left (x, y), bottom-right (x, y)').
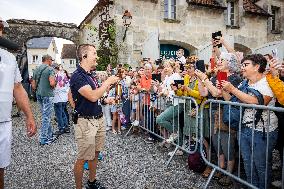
top-left (243, 0), bottom-right (271, 16)
top-left (27, 37), bottom-right (53, 49)
top-left (61, 44), bottom-right (76, 59)
top-left (186, 0), bottom-right (226, 9)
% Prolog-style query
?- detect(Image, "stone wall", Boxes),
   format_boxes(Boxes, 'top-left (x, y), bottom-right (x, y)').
top-left (111, 0), bottom-right (279, 66)
top-left (4, 19), bottom-right (79, 47)
top-left (80, 0), bottom-right (283, 66)
top-left (256, 0), bottom-right (284, 42)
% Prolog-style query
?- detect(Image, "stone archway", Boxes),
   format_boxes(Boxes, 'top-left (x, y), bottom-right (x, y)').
top-left (2, 19), bottom-right (80, 96)
top-left (4, 19), bottom-right (80, 46)
top-left (160, 39), bottom-right (198, 55)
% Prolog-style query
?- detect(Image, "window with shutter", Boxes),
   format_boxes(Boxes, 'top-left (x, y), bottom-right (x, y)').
top-left (164, 0), bottom-right (176, 19)
top-left (271, 6), bottom-right (280, 32)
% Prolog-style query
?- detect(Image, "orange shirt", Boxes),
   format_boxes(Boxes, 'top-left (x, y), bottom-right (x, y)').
top-left (140, 75), bottom-right (152, 105)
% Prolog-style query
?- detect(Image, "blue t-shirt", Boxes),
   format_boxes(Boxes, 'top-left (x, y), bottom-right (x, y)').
top-left (70, 66), bottom-right (102, 116)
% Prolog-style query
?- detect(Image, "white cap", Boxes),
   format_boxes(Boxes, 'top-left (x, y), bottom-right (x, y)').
top-left (0, 17), bottom-right (9, 27)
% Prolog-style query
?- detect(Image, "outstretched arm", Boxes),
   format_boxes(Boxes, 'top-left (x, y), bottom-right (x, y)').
top-left (13, 83), bottom-right (37, 137)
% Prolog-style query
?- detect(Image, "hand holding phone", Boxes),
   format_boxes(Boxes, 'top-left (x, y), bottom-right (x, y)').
top-left (210, 57), bottom-right (216, 71)
top-left (152, 73), bottom-right (161, 82)
top-left (272, 49), bottom-right (278, 59)
top-left (217, 71), bottom-right (228, 89)
top-left (195, 60), bottom-right (206, 73)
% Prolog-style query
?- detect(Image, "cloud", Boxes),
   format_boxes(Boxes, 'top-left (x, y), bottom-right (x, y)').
top-left (0, 0), bottom-right (97, 25)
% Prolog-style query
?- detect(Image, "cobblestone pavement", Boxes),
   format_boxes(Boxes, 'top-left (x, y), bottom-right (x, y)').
top-left (5, 102), bottom-right (242, 189)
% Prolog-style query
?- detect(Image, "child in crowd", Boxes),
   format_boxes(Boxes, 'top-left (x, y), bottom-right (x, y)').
top-left (129, 79), bottom-right (140, 126)
top-left (99, 72), bottom-right (112, 131)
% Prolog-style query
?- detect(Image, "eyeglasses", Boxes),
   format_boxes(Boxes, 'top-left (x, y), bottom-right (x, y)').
top-left (241, 63), bottom-right (251, 67)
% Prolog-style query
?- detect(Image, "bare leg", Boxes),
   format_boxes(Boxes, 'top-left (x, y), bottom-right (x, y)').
top-left (227, 159), bottom-right (235, 173)
top-left (88, 152), bottom-right (99, 182)
top-left (0, 168), bottom-right (4, 189)
top-left (117, 113), bottom-right (121, 132)
top-left (203, 139), bottom-right (210, 159)
top-left (219, 154), bottom-right (226, 169)
top-left (74, 159), bottom-right (85, 189)
top-left (112, 112), bottom-right (117, 132)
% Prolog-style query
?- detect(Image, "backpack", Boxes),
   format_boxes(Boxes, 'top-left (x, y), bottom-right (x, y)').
top-left (222, 80), bottom-right (264, 130)
top-left (188, 141), bottom-right (207, 173)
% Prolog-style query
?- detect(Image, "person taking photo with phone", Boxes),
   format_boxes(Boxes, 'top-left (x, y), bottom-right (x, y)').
top-left (195, 52), bottom-right (242, 185)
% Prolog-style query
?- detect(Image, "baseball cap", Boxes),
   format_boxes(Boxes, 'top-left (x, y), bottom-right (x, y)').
top-left (0, 17), bottom-right (9, 28)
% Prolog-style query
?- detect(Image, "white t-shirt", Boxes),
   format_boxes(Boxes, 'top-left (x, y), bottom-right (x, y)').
top-left (178, 56), bottom-right (186, 64)
top-left (242, 77), bottom-right (278, 132)
top-left (162, 72), bottom-right (183, 106)
top-left (162, 72), bottom-right (181, 96)
top-left (0, 48), bottom-right (22, 122)
top-left (53, 71), bottom-right (69, 103)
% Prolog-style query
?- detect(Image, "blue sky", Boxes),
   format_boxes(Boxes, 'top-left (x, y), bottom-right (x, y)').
top-left (0, 0), bottom-right (98, 25)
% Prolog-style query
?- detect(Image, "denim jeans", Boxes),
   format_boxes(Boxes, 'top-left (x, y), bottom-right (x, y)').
top-left (54, 102), bottom-right (68, 132)
top-left (37, 95), bottom-right (54, 143)
top-left (239, 127), bottom-right (278, 189)
top-left (156, 105), bottom-right (182, 133)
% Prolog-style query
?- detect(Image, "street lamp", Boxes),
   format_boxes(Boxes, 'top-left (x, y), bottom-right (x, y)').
top-left (122, 10), bottom-right (132, 41)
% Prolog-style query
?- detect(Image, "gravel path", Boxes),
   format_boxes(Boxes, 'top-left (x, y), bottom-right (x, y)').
top-left (5, 102), bottom-right (227, 189)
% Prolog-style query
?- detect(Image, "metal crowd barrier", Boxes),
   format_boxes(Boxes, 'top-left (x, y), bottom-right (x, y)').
top-left (125, 92), bottom-right (202, 166)
top-left (200, 99), bottom-right (284, 189)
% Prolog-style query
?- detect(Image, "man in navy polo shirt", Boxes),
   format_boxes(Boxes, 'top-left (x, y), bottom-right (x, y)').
top-left (70, 44), bottom-right (118, 189)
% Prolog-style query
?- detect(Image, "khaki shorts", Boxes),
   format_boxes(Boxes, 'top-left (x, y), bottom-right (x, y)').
top-left (74, 117), bottom-right (106, 160)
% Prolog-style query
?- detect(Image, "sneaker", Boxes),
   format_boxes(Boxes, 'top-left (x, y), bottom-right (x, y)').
top-left (166, 133), bottom-right (178, 143)
top-left (202, 166), bottom-right (212, 178)
top-left (159, 140), bottom-right (171, 148)
top-left (86, 180), bottom-right (105, 189)
top-left (218, 175), bottom-right (233, 186)
top-left (167, 149), bottom-right (183, 156)
top-left (54, 130), bottom-right (64, 136)
top-left (105, 126), bottom-right (111, 131)
top-left (132, 120), bottom-right (139, 126)
top-left (64, 127), bottom-right (70, 133)
top-left (98, 152), bottom-right (104, 161)
top-left (272, 180), bottom-right (282, 188)
top-left (12, 112), bottom-right (21, 118)
top-left (39, 136), bottom-right (57, 146)
top-left (121, 125), bottom-right (127, 130)
top-left (84, 161), bottom-right (89, 170)
top-left (144, 137), bottom-right (154, 144)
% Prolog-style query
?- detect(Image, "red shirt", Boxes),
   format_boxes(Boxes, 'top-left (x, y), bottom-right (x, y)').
top-left (139, 75), bottom-right (152, 105)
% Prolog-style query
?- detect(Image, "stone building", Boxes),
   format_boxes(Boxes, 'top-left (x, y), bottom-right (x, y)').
top-left (79, 0), bottom-right (284, 66)
top-left (26, 37), bottom-right (58, 76)
top-left (61, 44), bottom-right (77, 74)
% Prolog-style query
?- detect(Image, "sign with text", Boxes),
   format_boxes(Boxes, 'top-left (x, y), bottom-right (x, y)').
top-left (160, 44), bottom-right (190, 59)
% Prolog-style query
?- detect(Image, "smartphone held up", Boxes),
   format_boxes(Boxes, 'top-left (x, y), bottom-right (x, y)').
top-left (217, 71), bottom-right (228, 89)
